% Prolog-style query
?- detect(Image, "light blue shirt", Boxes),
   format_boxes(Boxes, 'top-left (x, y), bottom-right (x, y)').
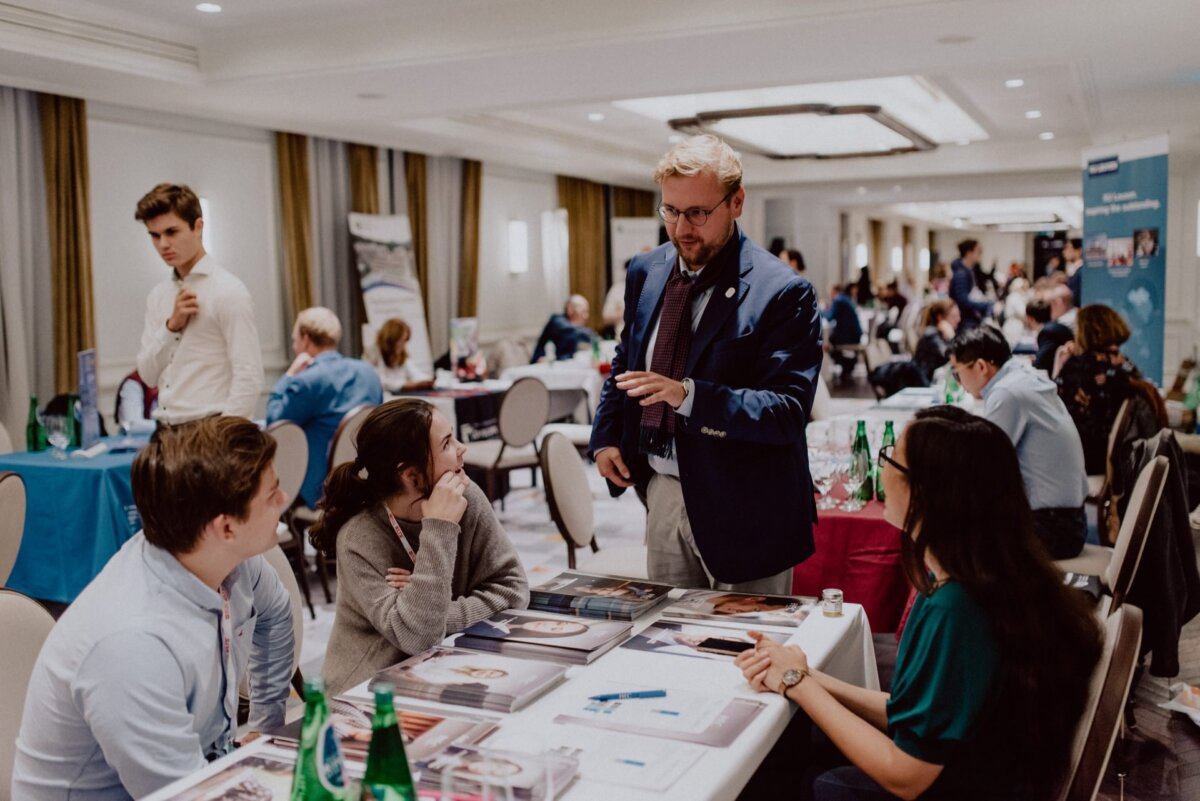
top-left (644, 258), bottom-right (716, 477)
top-left (12, 533), bottom-right (294, 801)
top-left (980, 358), bottom-right (1087, 510)
top-left (266, 351), bottom-right (384, 507)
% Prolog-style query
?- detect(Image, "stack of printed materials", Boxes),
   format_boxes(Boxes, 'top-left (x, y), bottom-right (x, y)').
top-left (660, 589), bottom-right (817, 628)
top-left (414, 744), bottom-right (579, 801)
top-left (370, 646), bottom-right (567, 712)
top-left (529, 571), bottom-right (673, 620)
top-left (455, 609), bottom-right (633, 665)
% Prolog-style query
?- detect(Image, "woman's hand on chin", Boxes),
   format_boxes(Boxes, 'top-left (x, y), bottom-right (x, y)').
top-left (420, 470), bottom-right (469, 524)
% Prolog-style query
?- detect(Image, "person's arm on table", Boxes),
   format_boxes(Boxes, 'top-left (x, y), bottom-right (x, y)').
top-left (74, 632), bottom-right (207, 799)
top-left (220, 287), bottom-right (265, 418)
top-left (737, 634), bottom-right (942, 800)
top-left (245, 555), bottom-right (295, 733)
top-left (443, 484), bottom-right (529, 631)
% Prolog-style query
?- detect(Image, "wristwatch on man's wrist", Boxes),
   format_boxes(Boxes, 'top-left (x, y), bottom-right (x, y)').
top-left (778, 668), bottom-right (807, 696)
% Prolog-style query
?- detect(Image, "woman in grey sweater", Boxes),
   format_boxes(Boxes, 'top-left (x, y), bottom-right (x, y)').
top-left (310, 399), bottom-right (529, 695)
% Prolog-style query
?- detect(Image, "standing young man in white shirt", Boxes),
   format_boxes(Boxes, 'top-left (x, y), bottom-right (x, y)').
top-left (135, 184), bottom-right (263, 424)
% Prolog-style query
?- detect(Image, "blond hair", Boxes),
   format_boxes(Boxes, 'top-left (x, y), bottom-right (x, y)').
top-left (295, 307), bottom-right (342, 349)
top-left (653, 135), bottom-right (743, 193)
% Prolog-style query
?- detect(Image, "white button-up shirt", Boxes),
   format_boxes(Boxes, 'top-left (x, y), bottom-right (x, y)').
top-left (136, 256), bottom-right (264, 424)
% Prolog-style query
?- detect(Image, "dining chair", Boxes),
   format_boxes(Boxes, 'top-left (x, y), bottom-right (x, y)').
top-left (464, 377), bottom-right (549, 508)
top-left (0, 421), bottom-right (12, 454)
top-left (1054, 603), bottom-right (1143, 801)
top-left (810, 376), bottom-right (832, 422)
top-left (0, 589), bottom-right (56, 794)
top-left (1086, 398), bottom-right (1132, 502)
top-left (238, 544), bottom-right (306, 711)
top-left (288, 403), bottom-right (377, 604)
top-left (1055, 455), bottom-right (1167, 613)
top-left (0, 471), bottom-right (26, 588)
top-left (540, 431), bottom-right (648, 578)
top-left (265, 421), bottom-right (314, 619)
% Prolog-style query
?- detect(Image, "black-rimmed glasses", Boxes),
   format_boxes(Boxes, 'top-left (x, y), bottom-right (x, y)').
top-left (878, 443), bottom-right (908, 475)
top-left (658, 187), bottom-right (737, 227)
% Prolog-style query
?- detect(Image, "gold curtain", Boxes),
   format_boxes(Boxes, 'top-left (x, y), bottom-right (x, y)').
top-left (611, 185), bottom-right (656, 218)
top-left (458, 160), bottom-right (482, 318)
top-left (556, 175), bottom-right (608, 328)
top-left (348, 143), bottom-right (379, 214)
top-left (404, 152), bottom-right (429, 313)
top-left (275, 132), bottom-right (314, 321)
top-left (38, 94), bottom-right (96, 393)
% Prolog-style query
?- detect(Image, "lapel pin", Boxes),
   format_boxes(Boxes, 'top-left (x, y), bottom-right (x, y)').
top-left (725, 287), bottom-right (735, 299)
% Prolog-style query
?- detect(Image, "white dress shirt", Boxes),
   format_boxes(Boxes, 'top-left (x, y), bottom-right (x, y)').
top-left (136, 256), bottom-right (264, 424)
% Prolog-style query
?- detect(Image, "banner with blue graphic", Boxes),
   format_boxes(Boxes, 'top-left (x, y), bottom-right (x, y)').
top-left (1081, 135), bottom-right (1168, 385)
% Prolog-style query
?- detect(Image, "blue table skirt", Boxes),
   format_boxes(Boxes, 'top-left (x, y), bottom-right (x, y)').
top-left (0, 439), bottom-right (144, 603)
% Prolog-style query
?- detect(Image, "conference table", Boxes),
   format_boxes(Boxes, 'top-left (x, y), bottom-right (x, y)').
top-left (144, 597), bottom-right (879, 801)
top-left (392, 382), bottom-right (509, 443)
top-left (0, 437), bottom-right (144, 603)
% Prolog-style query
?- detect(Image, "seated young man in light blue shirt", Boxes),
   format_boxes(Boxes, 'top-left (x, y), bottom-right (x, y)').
top-left (12, 416), bottom-right (295, 801)
top-left (266, 306), bottom-right (383, 509)
top-left (948, 325), bottom-right (1088, 559)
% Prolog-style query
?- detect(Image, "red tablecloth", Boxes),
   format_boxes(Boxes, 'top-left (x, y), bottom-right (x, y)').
top-left (792, 498), bottom-right (911, 632)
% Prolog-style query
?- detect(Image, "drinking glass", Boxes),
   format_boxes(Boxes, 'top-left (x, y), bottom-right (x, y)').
top-left (840, 452), bottom-right (869, 512)
top-left (814, 462), bottom-right (840, 510)
top-left (43, 415), bottom-right (69, 459)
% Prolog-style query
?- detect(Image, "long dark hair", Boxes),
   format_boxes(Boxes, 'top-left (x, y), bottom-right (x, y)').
top-left (309, 398), bottom-right (434, 557)
top-left (900, 406), bottom-right (1102, 789)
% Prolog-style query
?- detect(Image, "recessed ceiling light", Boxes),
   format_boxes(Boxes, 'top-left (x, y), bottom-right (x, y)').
top-left (587, 112), bottom-right (605, 122)
top-left (856, 186), bottom-right (868, 195)
top-left (1005, 79), bottom-right (1025, 89)
top-left (667, 134), bottom-right (684, 144)
top-left (1039, 131), bottom-right (1056, 141)
top-left (356, 92), bottom-right (385, 100)
top-left (892, 185), bottom-right (903, 193)
top-left (936, 34), bottom-right (974, 45)
top-left (195, 2), bottom-right (222, 12)
top-left (956, 138), bottom-right (971, 146)
top-left (1025, 110), bottom-right (1043, 120)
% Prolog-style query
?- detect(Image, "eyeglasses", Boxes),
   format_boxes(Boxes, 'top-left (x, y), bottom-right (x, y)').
top-left (658, 187), bottom-right (737, 227)
top-left (878, 443), bottom-right (908, 475)
top-left (950, 359), bottom-right (978, 383)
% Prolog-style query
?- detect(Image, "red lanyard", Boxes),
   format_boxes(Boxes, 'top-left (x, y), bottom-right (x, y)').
top-left (383, 505), bottom-right (418, 563)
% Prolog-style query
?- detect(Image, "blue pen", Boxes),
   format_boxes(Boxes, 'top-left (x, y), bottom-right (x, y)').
top-left (588, 689), bottom-right (667, 702)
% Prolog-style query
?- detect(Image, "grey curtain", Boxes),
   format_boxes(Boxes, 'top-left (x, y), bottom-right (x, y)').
top-left (0, 86), bottom-right (52, 447)
top-left (307, 137), bottom-right (359, 355)
top-left (424, 156), bottom-right (463, 361)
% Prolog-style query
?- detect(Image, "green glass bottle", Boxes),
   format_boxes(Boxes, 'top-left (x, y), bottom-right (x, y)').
top-left (361, 683), bottom-right (416, 801)
top-left (851, 420), bottom-right (873, 501)
top-left (944, 369), bottom-right (959, 405)
top-left (875, 420), bottom-right (895, 501)
top-left (25, 396), bottom-right (44, 452)
top-left (67, 393), bottom-right (80, 447)
top-left (290, 678), bottom-right (348, 801)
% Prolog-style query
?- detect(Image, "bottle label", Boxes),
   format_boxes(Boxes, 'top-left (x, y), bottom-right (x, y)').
top-left (316, 722), bottom-right (346, 792)
top-left (361, 785), bottom-right (411, 801)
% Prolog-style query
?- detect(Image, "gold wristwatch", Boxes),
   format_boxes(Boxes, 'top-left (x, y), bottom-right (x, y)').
top-left (779, 668), bottom-right (807, 696)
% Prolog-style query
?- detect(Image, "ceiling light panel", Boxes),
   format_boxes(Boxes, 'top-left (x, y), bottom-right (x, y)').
top-left (702, 110), bottom-right (917, 159)
top-left (613, 76), bottom-right (988, 145)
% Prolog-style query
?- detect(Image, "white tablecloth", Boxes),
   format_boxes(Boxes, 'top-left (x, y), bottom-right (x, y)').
top-left (144, 601), bottom-right (877, 801)
top-left (500, 362), bottom-right (605, 417)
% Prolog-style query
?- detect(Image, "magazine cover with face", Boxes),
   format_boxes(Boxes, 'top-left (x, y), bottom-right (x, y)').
top-left (661, 589), bottom-right (817, 628)
top-left (532, 571), bottom-right (673, 604)
top-left (458, 610), bottom-right (632, 651)
top-left (269, 697), bottom-right (495, 763)
top-left (371, 646), bottom-right (567, 711)
top-left (415, 744), bottom-right (579, 801)
top-left (620, 620), bottom-right (789, 662)
top-left (161, 743), bottom-right (358, 800)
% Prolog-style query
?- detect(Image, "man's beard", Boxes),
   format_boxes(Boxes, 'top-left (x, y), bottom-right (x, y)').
top-left (672, 220), bottom-right (734, 270)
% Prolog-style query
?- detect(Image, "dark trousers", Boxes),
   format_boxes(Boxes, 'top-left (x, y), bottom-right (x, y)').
top-left (1032, 505), bottom-right (1087, 559)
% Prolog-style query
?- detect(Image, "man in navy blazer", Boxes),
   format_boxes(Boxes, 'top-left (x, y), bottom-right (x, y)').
top-left (590, 135), bottom-right (822, 591)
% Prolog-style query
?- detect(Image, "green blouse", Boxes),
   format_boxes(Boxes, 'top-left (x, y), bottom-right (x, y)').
top-left (886, 581), bottom-right (1013, 793)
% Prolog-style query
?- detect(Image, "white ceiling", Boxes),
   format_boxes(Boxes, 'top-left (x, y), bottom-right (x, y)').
top-left (2, 0), bottom-right (1199, 193)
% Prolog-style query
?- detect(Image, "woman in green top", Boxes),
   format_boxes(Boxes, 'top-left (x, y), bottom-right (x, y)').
top-left (738, 405), bottom-right (1102, 800)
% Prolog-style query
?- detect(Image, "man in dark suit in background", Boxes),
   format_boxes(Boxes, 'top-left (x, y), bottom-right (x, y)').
top-left (589, 135), bottom-right (822, 593)
top-left (950, 238), bottom-right (992, 332)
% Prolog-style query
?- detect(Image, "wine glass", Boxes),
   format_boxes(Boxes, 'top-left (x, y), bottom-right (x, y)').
top-left (43, 415), bottom-right (69, 459)
top-left (840, 451), bottom-right (869, 512)
top-left (814, 462), bottom-right (840, 510)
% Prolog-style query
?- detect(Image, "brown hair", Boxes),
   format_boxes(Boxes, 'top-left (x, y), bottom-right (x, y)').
top-left (310, 399), bottom-right (434, 557)
top-left (919, 298), bottom-right (956, 330)
top-left (131, 416), bottom-right (277, 554)
top-left (134, 183), bottom-right (203, 228)
top-left (376, 318), bottom-right (412, 369)
top-left (1075, 304), bottom-right (1130, 353)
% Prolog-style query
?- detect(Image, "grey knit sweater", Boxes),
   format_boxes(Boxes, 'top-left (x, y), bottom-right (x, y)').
top-left (323, 482), bottom-right (529, 695)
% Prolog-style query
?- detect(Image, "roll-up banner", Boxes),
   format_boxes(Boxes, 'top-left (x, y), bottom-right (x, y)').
top-left (1081, 135), bottom-right (1168, 385)
top-left (349, 212), bottom-right (434, 378)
